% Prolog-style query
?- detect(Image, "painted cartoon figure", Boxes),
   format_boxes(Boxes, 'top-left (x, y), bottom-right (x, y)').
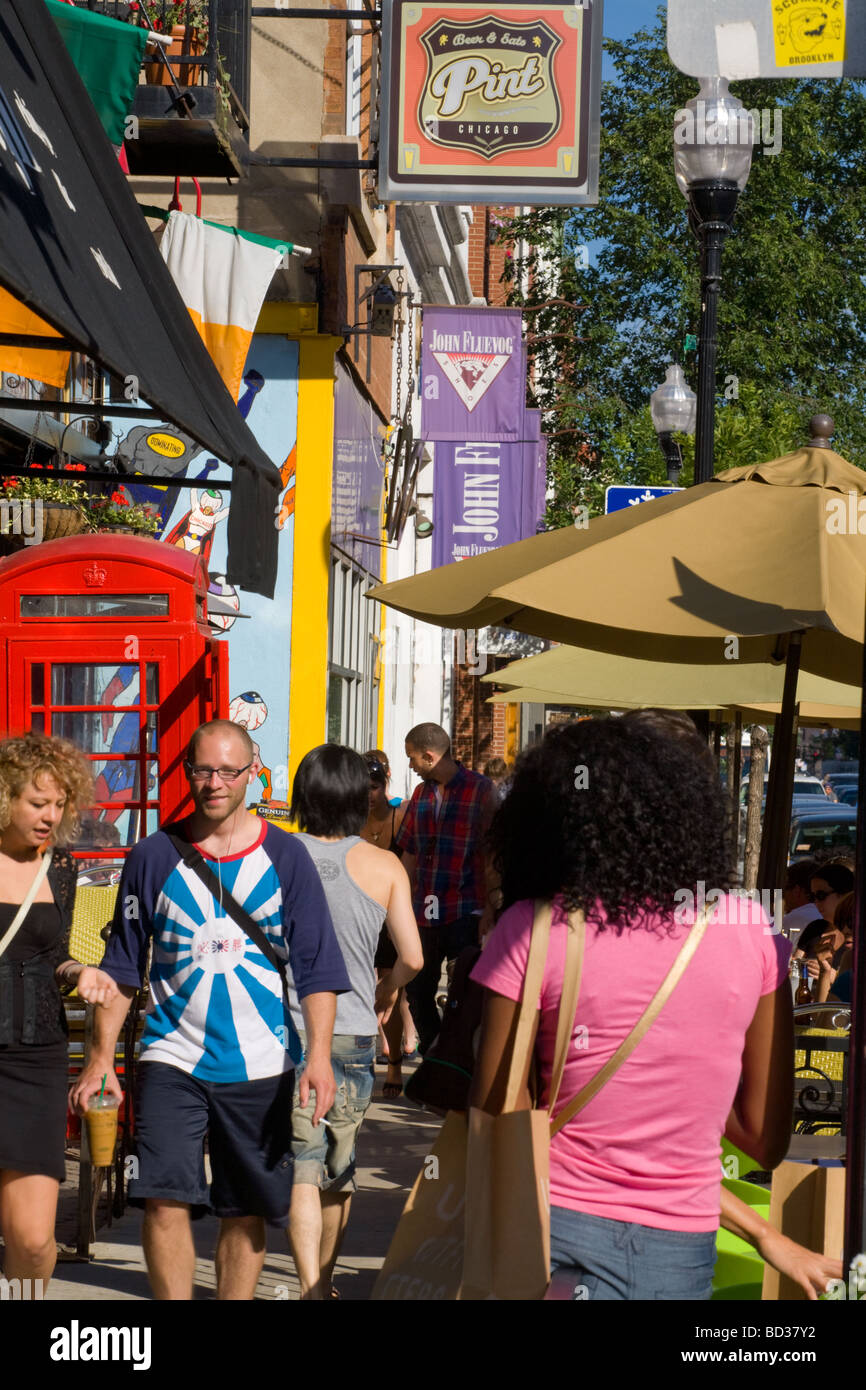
top-left (93, 664), bottom-right (155, 835)
top-left (163, 488), bottom-right (230, 562)
top-left (229, 691), bottom-right (272, 802)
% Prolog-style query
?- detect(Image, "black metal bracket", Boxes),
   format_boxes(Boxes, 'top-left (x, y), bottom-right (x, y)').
top-left (245, 154), bottom-right (377, 168)
top-left (0, 464), bottom-right (237, 492)
top-left (0, 398), bottom-right (178, 421)
top-left (251, 7), bottom-right (381, 19)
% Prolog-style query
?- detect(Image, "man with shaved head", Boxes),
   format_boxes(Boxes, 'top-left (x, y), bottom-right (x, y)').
top-left (395, 723), bottom-right (498, 1055)
top-left (73, 719), bottom-right (350, 1300)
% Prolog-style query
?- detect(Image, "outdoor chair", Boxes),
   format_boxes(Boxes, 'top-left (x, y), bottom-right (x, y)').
top-left (792, 1004), bottom-right (851, 1137)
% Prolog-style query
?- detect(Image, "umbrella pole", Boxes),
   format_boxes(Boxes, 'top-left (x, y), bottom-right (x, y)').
top-left (756, 633), bottom-right (802, 896)
top-left (844, 601), bottom-right (866, 1284)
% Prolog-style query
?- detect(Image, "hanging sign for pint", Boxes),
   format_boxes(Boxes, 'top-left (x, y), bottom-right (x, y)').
top-left (378, 0), bottom-right (603, 205)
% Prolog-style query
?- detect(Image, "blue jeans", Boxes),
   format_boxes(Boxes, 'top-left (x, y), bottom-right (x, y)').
top-left (291, 1034), bottom-right (376, 1191)
top-left (548, 1206), bottom-right (717, 1301)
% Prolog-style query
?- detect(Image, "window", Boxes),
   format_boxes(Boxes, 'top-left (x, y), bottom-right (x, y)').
top-left (327, 552), bottom-right (380, 749)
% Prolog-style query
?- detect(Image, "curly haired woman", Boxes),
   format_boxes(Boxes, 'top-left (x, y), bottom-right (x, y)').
top-left (0, 733), bottom-right (118, 1292)
top-left (470, 710), bottom-right (794, 1301)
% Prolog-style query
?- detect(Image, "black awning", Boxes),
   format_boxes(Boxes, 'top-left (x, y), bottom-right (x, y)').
top-left (0, 0), bottom-right (280, 597)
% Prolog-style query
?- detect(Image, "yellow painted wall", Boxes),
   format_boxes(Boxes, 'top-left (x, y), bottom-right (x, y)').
top-left (288, 330), bottom-right (343, 793)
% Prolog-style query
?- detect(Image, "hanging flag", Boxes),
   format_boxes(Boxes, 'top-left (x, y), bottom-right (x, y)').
top-left (421, 306), bottom-right (525, 441)
top-left (0, 286), bottom-right (69, 387)
top-left (46, 0), bottom-right (146, 146)
top-left (159, 212), bottom-right (285, 402)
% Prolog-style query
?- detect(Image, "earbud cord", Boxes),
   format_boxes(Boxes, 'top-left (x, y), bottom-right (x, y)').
top-left (215, 821), bottom-right (235, 913)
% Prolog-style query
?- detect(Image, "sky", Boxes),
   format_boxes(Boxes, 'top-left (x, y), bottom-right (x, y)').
top-left (601, 1), bottom-right (666, 79)
top-left (603, 0), bottom-right (664, 44)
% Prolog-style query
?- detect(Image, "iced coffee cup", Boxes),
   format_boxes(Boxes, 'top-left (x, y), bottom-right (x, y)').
top-left (85, 1094), bottom-right (120, 1166)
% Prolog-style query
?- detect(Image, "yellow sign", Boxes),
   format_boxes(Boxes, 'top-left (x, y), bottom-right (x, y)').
top-left (145, 431), bottom-right (186, 459)
top-left (772, 1), bottom-right (845, 67)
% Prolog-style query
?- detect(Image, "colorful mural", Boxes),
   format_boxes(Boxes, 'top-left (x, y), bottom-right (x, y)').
top-left (104, 334), bottom-right (300, 812)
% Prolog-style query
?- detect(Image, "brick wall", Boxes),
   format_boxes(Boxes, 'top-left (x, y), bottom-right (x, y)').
top-left (453, 657), bottom-right (512, 770)
top-left (322, 7), bottom-right (347, 136)
top-left (466, 205), bottom-right (516, 305)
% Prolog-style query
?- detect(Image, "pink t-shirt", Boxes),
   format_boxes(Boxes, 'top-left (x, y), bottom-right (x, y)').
top-left (471, 896), bottom-right (791, 1231)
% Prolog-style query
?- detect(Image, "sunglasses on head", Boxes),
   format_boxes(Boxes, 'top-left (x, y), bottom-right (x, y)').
top-left (365, 757), bottom-right (387, 778)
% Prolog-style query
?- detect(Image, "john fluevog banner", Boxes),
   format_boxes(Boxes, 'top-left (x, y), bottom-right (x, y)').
top-left (378, 0), bottom-right (603, 204)
top-left (421, 305), bottom-right (525, 440)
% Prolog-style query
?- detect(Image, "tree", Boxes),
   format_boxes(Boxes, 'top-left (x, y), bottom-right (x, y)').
top-left (501, 5), bottom-right (866, 524)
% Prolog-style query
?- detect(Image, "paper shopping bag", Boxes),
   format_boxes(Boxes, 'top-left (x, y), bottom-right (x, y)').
top-left (460, 1105), bottom-right (551, 1301)
top-left (370, 1111), bottom-right (468, 1301)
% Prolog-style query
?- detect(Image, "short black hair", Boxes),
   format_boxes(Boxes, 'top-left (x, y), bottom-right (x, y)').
top-left (810, 861), bottom-right (855, 896)
top-left (406, 722), bottom-right (450, 755)
top-left (785, 859), bottom-right (817, 895)
top-left (290, 744), bottom-right (370, 837)
top-left (795, 918), bottom-right (828, 955)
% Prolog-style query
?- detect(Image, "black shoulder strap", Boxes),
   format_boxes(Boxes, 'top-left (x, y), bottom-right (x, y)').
top-left (166, 832), bottom-right (290, 1005)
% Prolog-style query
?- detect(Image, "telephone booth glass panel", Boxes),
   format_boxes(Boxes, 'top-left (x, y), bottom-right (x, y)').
top-left (13, 646), bottom-right (176, 868)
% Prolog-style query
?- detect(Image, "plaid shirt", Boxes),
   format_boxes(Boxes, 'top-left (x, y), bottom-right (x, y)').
top-left (395, 763), bottom-right (493, 927)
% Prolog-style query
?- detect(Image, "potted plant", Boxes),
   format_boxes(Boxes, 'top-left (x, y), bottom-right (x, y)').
top-left (86, 492), bottom-right (161, 536)
top-left (0, 462), bottom-right (89, 553)
top-left (144, 1), bottom-right (209, 87)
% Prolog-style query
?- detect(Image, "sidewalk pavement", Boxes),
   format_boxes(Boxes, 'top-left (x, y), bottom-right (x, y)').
top-left (47, 1061), bottom-right (441, 1302)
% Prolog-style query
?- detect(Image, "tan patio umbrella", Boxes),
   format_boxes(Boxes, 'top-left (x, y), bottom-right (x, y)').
top-left (483, 645), bottom-right (862, 710)
top-left (368, 429), bottom-right (866, 886)
top-left (485, 688), bottom-right (860, 729)
top-left (368, 444), bottom-right (866, 685)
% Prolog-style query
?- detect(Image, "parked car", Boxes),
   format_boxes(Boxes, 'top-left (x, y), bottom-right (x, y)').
top-left (740, 774), bottom-right (830, 806)
top-left (835, 785), bottom-right (859, 807)
top-left (824, 773), bottom-right (859, 797)
top-left (788, 806), bottom-right (857, 863)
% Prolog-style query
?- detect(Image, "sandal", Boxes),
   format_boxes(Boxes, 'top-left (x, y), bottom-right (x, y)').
top-left (382, 1081), bottom-right (403, 1099)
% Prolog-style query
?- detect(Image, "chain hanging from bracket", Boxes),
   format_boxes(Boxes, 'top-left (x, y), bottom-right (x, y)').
top-left (405, 286), bottom-right (415, 422)
top-left (393, 267), bottom-right (404, 430)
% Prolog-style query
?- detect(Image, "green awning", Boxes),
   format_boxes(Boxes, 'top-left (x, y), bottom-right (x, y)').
top-left (47, 0), bottom-right (147, 146)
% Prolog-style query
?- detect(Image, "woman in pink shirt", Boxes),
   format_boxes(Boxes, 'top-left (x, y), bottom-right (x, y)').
top-left (470, 710), bottom-right (793, 1301)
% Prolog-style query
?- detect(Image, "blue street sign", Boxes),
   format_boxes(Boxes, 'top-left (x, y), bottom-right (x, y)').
top-left (605, 485), bottom-right (684, 514)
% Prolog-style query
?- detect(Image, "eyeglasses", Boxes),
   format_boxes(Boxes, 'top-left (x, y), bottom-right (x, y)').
top-left (185, 761), bottom-right (253, 783)
top-left (812, 889), bottom-right (835, 901)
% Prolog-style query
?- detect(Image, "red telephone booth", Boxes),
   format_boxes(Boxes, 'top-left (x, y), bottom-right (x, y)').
top-left (0, 534), bottom-right (228, 855)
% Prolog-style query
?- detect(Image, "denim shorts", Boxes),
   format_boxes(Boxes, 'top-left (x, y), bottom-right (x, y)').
top-left (291, 1034), bottom-right (376, 1191)
top-left (548, 1206), bottom-right (717, 1301)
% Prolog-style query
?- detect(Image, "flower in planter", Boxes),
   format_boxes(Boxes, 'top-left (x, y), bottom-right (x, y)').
top-left (149, 1), bottom-right (210, 42)
top-left (0, 462), bottom-right (88, 507)
top-left (87, 493), bottom-right (160, 534)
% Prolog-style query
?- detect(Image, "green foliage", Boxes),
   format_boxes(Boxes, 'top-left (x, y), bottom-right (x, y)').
top-left (500, 4), bottom-right (866, 524)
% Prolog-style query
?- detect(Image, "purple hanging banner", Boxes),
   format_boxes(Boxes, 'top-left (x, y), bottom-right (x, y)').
top-left (421, 306), bottom-right (525, 441)
top-left (432, 439), bottom-right (526, 567)
top-left (535, 433), bottom-right (549, 531)
top-left (332, 362), bottom-right (384, 579)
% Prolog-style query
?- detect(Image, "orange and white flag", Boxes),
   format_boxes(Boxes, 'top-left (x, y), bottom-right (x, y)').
top-left (159, 211), bottom-right (286, 402)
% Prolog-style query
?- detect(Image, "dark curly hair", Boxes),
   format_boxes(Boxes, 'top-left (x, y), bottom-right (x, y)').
top-left (489, 710), bottom-right (734, 933)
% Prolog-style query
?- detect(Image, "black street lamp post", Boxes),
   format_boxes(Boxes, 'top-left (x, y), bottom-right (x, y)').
top-left (674, 77), bottom-right (753, 485)
top-left (650, 363), bottom-right (697, 483)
